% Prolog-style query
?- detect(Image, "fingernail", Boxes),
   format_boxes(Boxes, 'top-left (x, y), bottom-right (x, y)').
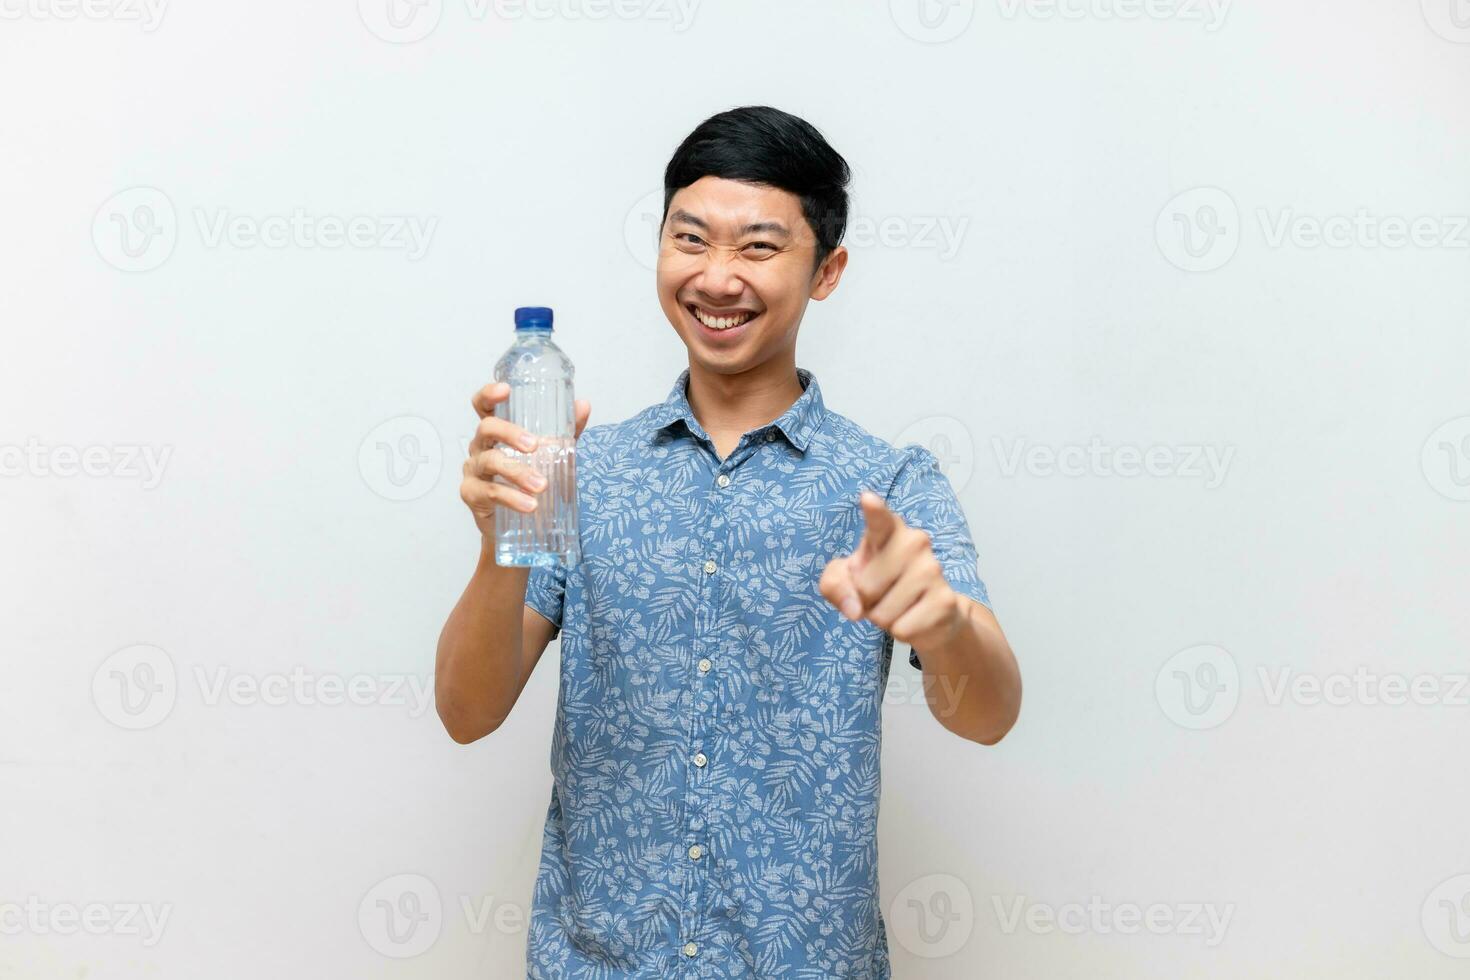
top-left (520, 434), bottom-right (537, 451)
top-left (841, 598), bottom-right (861, 620)
top-left (530, 474), bottom-right (547, 490)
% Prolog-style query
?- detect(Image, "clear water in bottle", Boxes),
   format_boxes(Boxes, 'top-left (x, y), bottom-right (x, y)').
top-left (493, 306), bottom-right (580, 568)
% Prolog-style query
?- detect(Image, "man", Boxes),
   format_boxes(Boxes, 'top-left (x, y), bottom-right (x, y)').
top-left (436, 105), bottom-right (1021, 978)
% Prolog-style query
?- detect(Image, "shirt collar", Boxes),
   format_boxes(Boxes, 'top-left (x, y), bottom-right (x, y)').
top-left (646, 367), bottom-right (826, 453)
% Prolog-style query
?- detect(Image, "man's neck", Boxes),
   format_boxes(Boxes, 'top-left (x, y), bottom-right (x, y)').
top-left (685, 358), bottom-right (805, 459)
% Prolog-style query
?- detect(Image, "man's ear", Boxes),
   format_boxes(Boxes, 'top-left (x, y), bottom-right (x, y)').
top-left (810, 245), bottom-right (848, 301)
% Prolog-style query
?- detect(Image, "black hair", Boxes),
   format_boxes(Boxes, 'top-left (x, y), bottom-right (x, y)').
top-left (662, 105), bottom-right (851, 271)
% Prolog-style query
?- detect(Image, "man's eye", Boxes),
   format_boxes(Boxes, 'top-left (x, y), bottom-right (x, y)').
top-left (745, 241), bottom-right (776, 253)
top-left (674, 233), bottom-right (705, 247)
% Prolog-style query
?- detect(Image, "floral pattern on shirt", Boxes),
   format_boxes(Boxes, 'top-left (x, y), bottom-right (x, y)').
top-left (522, 367), bottom-right (990, 979)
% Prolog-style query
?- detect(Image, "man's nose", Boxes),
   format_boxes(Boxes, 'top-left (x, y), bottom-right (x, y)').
top-left (693, 252), bottom-right (746, 298)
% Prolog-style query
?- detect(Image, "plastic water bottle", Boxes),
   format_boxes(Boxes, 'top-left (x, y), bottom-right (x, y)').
top-left (493, 307), bottom-right (580, 568)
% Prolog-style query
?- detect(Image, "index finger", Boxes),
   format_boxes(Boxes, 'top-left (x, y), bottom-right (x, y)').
top-left (472, 382), bottom-right (510, 419)
top-left (858, 490), bottom-right (899, 552)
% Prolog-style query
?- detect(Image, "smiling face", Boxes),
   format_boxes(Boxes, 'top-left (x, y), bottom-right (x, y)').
top-left (656, 176), bottom-right (847, 376)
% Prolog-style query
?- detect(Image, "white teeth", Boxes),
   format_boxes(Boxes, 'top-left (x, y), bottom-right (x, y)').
top-left (692, 306), bottom-right (754, 331)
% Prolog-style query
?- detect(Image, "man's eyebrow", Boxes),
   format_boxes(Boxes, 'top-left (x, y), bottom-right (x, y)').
top-left (738, 221), bottom-right (791, 238)
top-left (667, 210), bottom-right (791, 238)
top-left (668, 209), bottom-right (709, 230)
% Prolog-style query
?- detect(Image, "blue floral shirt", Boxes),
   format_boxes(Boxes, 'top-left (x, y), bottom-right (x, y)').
top-left (522, 367), bottom-right (990, 978)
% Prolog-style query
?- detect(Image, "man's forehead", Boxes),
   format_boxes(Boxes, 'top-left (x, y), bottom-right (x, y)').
top-left (666, 178), bottom-right (810, 234)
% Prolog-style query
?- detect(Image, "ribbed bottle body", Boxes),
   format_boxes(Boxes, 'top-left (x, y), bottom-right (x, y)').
top-left (493, 327), bottom-right (579, 568)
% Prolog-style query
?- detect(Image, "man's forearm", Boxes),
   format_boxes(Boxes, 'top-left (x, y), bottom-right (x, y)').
top-left (435, 542), bottom-right (532, 743)
top-left (916, 595), bottom-right (1021, 745)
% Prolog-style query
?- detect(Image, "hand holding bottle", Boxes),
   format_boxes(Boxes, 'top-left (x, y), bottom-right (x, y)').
top-left (460, 381), bottom-right (591, 541)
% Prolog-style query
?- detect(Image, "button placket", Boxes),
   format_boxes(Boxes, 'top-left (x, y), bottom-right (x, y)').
top-left (682, 470), bottom-right (725, 963)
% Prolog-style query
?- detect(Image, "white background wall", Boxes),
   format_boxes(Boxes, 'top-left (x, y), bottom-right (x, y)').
top-left (3, 1), bottom-right (1468, 976)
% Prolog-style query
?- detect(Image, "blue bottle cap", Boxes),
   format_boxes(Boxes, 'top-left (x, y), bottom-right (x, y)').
top-left (514, 306), bottom-right (554, 331)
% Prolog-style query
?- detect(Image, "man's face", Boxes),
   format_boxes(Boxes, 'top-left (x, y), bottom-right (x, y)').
top-left (656, 176), bottom-right (846, 375)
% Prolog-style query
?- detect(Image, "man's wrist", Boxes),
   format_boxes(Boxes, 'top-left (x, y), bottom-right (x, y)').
top-left (908, 586), bottom-right (967, 660)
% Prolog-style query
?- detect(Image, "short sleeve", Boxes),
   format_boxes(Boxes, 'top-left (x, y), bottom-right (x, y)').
top-left (885, 444), bottom-right (991, 671)
top-left (524, 559), bottom-right (567, 636)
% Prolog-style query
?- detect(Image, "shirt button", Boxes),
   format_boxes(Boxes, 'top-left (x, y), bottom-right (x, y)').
top-left (765, 430), bottom-right (776, 441)
top-left (688, 844), bottom-right (704, 861)
top-left (682, 942), bottom-right (699, 957)
top-left (693, 751), bottom-right (708, 768)
top-left (716, 473), bottom-right (731, 488)
top-left (697, 657), bottom-right (712, 673)
top-left (703, 559), bottom-right (717, 575)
